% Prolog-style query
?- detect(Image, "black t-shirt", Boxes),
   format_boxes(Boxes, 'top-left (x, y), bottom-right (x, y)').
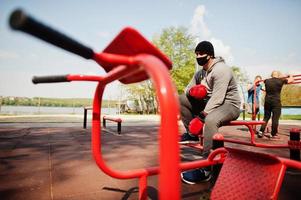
top-left (264, 77), bottom-right (287, 103)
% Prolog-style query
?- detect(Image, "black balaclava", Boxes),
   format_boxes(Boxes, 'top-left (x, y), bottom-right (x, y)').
top-left (195, 41), bottom-right (215, 66)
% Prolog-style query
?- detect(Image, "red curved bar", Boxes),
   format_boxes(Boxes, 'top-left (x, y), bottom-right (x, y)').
top-left (134, 54), bottom-right (181, 200)
top-left (280, 157), bottom-right (301, 170)
top-left (67, 65), bottom-right (135, 84)
top-left (90, 54), bottom-right (181, 200)
top-left (92, 83), bottom-right (160, 178)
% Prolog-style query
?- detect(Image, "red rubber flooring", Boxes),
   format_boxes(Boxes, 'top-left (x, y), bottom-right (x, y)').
top-left (0, 121), bottom-right (300, 200)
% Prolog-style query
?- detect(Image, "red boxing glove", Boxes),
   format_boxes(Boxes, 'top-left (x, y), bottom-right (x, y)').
top-left (189, 84), bottom-right (207, 100)
top-left (189, 117), bottom-right (204, 136)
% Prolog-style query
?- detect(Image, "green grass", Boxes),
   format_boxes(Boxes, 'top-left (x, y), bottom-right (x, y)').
top-left (280, 115), bottom-right (301, 120)
top-left (240, 113), bottom-right (301, 120)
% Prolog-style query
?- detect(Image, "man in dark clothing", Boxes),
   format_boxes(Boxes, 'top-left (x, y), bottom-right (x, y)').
top-left (179, 41), bottom-right (241, 184)
top-left (257, 71), bottom-right (294, 139)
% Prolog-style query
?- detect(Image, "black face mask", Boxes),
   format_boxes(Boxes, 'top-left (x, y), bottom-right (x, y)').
top-left (196, 56), bottom-right (209, 66)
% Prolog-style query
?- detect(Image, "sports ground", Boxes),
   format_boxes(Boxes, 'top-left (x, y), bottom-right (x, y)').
top-left (0, 115), bottom-right (300, 200)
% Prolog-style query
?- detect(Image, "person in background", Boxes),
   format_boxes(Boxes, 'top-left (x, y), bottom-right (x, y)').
top-left (246, 75), bottom-right (264, 115)
top-left (257, 71), bottom-right (294, 139)
top-left (179, 41), bottom-right (241, 184)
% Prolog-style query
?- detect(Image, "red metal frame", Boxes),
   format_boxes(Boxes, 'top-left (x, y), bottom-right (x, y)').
top-left (184, 120), bottom-right (290, 150)
top-left (13, 10), bottom-right (301, 197)
top-left (35, 56), bottom-right (301, 200)
top-left (65, 53), bottom-right (228, 200)
top-left (224, 121), bottom-right (289, 148)
top-left (34, 53), bottom-right (301, 200)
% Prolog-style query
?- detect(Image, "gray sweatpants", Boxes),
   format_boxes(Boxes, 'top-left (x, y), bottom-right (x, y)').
top-left (180, 93), bottom-right (240, 157)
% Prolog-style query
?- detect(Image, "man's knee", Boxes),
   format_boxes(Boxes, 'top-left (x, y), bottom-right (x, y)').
top-left (204, 115), bottom-right (220, 129)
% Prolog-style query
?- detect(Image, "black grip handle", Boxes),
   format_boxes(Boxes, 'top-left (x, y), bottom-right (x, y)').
top-left (32, 75), bottom-right (70, 84)
top-left (9, 9), bottom-right (94, 59)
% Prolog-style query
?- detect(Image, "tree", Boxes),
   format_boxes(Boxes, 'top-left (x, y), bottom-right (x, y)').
top-left (231, 66), bottom-right (251, 106)
top-left (153, 26), bottom-right (196, 93)
top-left (124, 80), bottom-right (157, 114)
top-left (231, 66), bottom-right (249, 84)
top-left (281, 84), bottom-right (301, 106)
top-left (124, 26), bottom-right (197, 113)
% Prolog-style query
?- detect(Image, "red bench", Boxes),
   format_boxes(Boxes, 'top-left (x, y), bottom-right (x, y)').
top-left (103, 116), bottom-right (122, 134)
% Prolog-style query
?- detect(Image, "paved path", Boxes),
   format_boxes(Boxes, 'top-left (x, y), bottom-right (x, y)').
top-left (0, 118), bottom-right (300, 199)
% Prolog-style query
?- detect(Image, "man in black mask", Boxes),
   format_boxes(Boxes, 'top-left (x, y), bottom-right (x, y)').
top-left (179, 41), bottom-right (241, 184)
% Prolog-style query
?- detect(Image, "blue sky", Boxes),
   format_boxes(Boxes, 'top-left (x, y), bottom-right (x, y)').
top-left (0, 0), bottom-right (300, 99)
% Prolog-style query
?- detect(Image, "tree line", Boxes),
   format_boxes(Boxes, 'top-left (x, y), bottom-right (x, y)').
top-left (0, 97), bottom-right (119, 108)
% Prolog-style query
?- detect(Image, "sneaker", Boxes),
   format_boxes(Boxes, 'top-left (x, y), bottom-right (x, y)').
top-left (179, 132), bottom-right (199, 144)
top-left (257, 131), bottom-right (263, 138)
top-left (264, 133), bottom-right (280, 140)
top-left (263, 133), bottom-right (272, 138)
top-left (181, 168), bottom-right (211, 184)
top-left (270, 134), bottom-right (281, 140)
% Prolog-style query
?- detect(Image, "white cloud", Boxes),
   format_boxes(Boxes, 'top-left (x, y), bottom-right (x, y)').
top-left (189, 5), bottom-right (234, 64)
top-left (190, 5), bottom-right (211, 39)
top-left (210, 37), bottom-right (234, 64)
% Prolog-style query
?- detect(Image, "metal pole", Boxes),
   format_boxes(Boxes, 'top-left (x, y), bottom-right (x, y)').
top-left (117, 122), bottom-right (121, 134)
top-left (211, 133), bottom-right (224, 187)
top-left (83, 108), bottom-right (87, 129)
top-left (103, 117), bottom-right (106, 128)
top-left (290, 128), bottom-right (300, 161)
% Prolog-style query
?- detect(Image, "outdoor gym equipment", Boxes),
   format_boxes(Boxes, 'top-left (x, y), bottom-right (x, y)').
top-left (9, 9), bottom-right (301, 200)
top-left (102, 115), bottom-right (122, 134)
top-left (9, 9), bottom-right (180, 200)
top-left (251, 74), bottom-right (301, 121)
top-left (184, 120), bottom-right (301, 151)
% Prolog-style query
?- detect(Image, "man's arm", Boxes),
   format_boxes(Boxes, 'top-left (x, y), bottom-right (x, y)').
top-left (185, 75), bottom-right (197, 96)
top-left (185, 70), bottom-right (203, 96)
top-left (286, 75), bottom-right (294, 84)
top-left (204, 65), bottom-right (231, 113)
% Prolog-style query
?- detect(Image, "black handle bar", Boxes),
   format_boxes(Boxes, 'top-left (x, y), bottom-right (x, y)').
top-left (32, 75), bottom-right (70, 84)
top-left (9, 9), bottom-right (94, 59)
